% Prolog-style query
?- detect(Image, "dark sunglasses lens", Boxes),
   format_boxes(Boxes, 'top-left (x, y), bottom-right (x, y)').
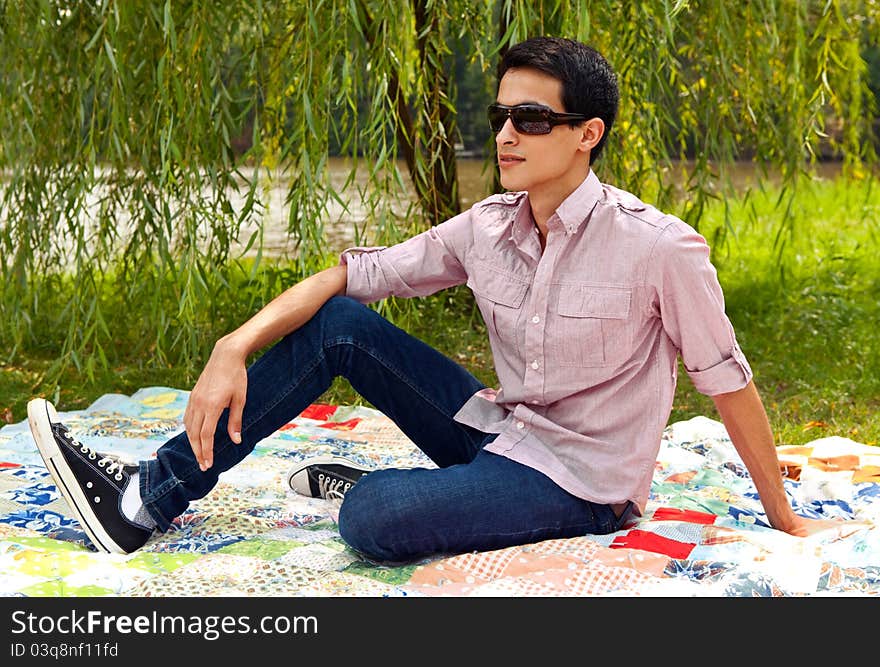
top-left (512, 109), bottom-right (551, 134)
top-left (488, 107), bottom-right (508, 132)
top-left (488, 106), bottom-right (552, 135)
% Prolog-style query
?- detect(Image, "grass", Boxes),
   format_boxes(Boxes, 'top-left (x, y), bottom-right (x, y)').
top-left (2, 173), bottom-right (879, 447)
top-left (681, 173), bottom-right (880, 445)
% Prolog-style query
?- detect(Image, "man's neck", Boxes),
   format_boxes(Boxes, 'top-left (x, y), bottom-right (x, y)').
top-left (528, 168), bottom-right (591, 240)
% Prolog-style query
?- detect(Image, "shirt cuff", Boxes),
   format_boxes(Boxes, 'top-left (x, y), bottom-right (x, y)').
top-left (339, 246), bottom-right (388, 303)
top-left (686, 343), bottom-right (753, 396)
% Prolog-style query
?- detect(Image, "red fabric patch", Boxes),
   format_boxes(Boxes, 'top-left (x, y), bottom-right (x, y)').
top-left (317, 418), bottom-right (362, 431)
top-left (651, 507), bottom-right (718, 525)
top-left (299, 404), bottom-right (338, 421)
top-left (609, 529), bottom-right (696, 559)
top-left (0, 462), bottom-right (21, 468)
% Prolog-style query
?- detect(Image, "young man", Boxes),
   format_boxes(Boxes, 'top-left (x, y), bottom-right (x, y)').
top-left (29, 36), bottom-right (843, 561)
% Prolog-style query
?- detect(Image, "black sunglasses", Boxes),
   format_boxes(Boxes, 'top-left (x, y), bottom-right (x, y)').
top-left (487, 103), bottom-right (589, 135)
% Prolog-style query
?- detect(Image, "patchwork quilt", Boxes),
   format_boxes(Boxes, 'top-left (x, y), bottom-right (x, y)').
top-left (1, 387), bottom-right (877, 597)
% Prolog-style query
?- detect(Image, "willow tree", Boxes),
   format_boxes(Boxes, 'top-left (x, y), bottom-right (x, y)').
top-left (0, 0), bottom-right (876, 380)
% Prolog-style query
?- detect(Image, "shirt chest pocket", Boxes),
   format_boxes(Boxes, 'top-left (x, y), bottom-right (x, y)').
top-left (551, 284), bottom-right (633, 367)
top-left (467, 263), bottom-right (529, 349)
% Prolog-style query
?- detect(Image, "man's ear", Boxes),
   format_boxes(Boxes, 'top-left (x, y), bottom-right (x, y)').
top-left (579, 118), bottom-right (605, 153)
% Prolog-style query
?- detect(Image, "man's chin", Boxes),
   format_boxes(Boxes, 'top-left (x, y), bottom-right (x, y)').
top-left (499, 176), bottom-right (526, 192)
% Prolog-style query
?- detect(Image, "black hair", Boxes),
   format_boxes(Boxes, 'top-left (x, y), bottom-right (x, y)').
top-left (498, 36), bottom-right (619, 163)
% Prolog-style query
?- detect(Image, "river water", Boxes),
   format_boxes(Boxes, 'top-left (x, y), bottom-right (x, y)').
top-left (238, 157), bottom-right (498, 257)
top-left (242, 157), bottom-right (843, 257)
top-left (2, 157), bottom-right (844, 261)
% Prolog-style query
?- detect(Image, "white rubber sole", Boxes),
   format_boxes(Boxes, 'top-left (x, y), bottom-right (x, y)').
top-left (286, 455), bottom-right (373, 495)
top-left (27, 398), bottom-right (125, 554)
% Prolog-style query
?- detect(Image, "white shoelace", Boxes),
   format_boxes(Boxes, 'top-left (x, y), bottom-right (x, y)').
top-left (317, 473), bottom-right (352, 507)
top-left (60, 425), bottom-right (126, 482)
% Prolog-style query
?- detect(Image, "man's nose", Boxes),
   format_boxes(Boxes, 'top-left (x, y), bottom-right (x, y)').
top-left (496, 117), bottom-right (518, 144)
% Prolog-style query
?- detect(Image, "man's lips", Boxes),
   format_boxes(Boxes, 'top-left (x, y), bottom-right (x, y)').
top-left (498, 153), bottom-right (525, 166)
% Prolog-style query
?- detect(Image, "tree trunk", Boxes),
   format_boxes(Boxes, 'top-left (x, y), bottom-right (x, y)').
top-left (412, 1), bottom-right (460, 225)
top-left (359, 0), bottom-right (460, 226)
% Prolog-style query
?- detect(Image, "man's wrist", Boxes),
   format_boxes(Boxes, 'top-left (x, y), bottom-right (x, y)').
top-left (214, 332), bottom-right (251, 361)
top-left (766, 507), bottom-right (800, 533)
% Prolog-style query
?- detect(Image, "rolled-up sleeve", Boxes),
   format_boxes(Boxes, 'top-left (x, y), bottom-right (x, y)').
top-left (651, 219), bottom-right (753, 395)
top-left (339, 209), bottom-right (473, 304)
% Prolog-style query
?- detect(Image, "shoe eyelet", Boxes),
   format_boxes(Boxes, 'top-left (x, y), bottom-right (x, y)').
top-left (86, 481), bottom-right (93, 489)
top-left (98, 460), bottom-right (106, 467)
top-left (89, 453), bottom-right (97, 460)
top-left (94, 496), bottom-right (101, 503)
top-left (115, 474), bottom-right (123, 481)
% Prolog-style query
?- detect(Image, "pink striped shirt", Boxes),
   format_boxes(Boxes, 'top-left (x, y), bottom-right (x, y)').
top-left (340, 170), bottom-right (752, 515)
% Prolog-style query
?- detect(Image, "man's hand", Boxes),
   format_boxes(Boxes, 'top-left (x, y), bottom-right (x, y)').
top-left (179, 264), bottom-right (348, 472)
top-left (183, 337), bottom-right (248, 471)
top-left (712, 381), bottom-right (873, 541)
top-left (775, 514), bottom-right (871, 540)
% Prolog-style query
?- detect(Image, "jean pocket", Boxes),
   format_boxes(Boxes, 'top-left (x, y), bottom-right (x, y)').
top-left (613, 501), bottom-right (634, 531)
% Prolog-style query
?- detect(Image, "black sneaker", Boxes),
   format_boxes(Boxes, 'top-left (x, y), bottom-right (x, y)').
top-left (286, 456), bottom-right (372, 501)
top-left (27, 398), bottom-right (154, 554)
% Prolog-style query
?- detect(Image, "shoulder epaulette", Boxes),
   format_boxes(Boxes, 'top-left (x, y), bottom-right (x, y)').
top-left (478, 191), bottom-right (527, 209)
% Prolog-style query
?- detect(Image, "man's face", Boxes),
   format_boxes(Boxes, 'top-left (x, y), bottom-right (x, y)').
top-left (494, 67), bottom-right (591, 195)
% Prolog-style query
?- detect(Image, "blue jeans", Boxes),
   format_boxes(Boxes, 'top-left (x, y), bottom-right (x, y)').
top-left (140, 296), bottom-right (629, 561)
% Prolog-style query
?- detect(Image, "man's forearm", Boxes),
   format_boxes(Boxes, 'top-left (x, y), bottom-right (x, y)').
top-left (711, 380), bottom-right (799, 531)
top-left (217, 263), bottom-right (348, 359)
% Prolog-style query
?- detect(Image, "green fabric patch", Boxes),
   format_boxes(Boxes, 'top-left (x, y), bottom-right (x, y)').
top-left (12, 536), bottom-right (89, 552)
top-left (9, 550), bottom-right (96, 578)
top-left (665, 494), bottom-right (729, 516)
top-left (20, 581), bottom-right (113, 597)
top-left (303, 519), bottom-right (338, 531)
top-left (650, 481), bottom-right (685, 495)
top-left (344, 561), bottom-right (417, 585)
top-left (690, 468), bottom-right (752, 493)
top-left (127, 552), bottom-right (200, 573)
top-left (216, 539), bottom-right (301, 559)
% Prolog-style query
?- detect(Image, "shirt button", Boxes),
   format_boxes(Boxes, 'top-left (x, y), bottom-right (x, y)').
top-left (516, 421), bottom-right (525, 429)
top-left (531, 360), bottom-right (539, 370)
top-left (531, 315), bottom-right (540, 324)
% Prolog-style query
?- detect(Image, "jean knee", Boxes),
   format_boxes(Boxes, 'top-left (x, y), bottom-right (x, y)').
top-left (316, 295), bottom-right (371, 329)
top-left (337, 473), bottom-right (398, 561)
top-left (306, 296), bottom-right (379, 346)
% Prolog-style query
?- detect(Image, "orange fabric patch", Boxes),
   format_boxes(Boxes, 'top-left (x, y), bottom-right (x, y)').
top-left (807, 455), bottom-right (860, 472)
top-left (664, 471), bottom-right (697, 484)
top-left (776, 446), bottom-right (814, 457)
top-left (853, 466), bottom-right (880, 484)
top-left (780, 464), bottom-right (802, 480)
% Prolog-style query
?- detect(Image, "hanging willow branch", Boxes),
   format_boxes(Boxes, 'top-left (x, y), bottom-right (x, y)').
top-left (0, 0), bottom-right (876, 379)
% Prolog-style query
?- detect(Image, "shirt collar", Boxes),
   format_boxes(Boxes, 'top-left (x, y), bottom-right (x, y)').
top-left (508, 170), bottom-right (603, 250)
top-left (510, 197), bottom-right (538, 252)
top-left (555, 169), bottom-right (603, 235)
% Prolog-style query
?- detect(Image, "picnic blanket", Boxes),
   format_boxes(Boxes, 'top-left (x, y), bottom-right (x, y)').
top-left (1, 387), bottom-right (878, 597)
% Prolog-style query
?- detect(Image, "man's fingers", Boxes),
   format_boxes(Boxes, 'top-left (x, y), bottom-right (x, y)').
top-left (199, 416), bottom-right (218, 470)
top-left (185, 402), bottom-right (220, 471)
top-left (228, 389), bottom-right (245, 445)
top-left (185, 412), bottom-right (205, 472)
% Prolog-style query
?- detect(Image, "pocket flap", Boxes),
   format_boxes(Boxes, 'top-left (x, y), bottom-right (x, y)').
top-left (467, 263), bottom-right (529, 309)
top-left (557, 285), bottom-right (631, 319)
